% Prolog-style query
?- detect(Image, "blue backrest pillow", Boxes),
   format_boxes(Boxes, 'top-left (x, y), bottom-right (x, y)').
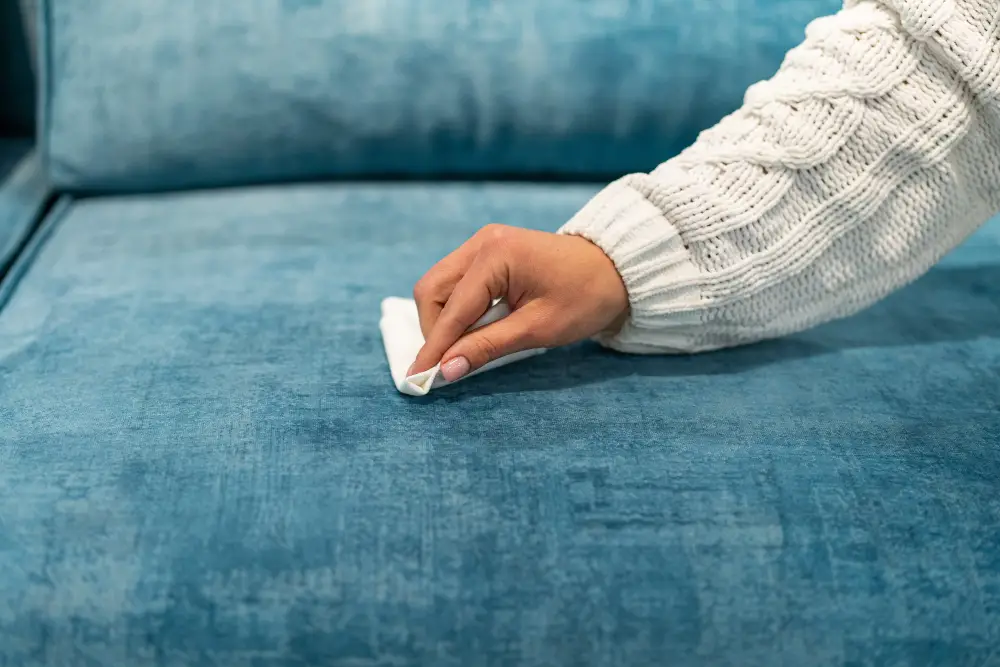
top-left (37, 0), bottom-right (841, 193)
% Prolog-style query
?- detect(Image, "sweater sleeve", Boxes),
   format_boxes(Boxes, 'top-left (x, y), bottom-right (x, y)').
top-left (559, 0), bottom-right (1000, 354)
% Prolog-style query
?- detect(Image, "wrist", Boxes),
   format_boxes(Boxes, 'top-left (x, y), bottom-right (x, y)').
top-left (558, 175), bottom-right (705, 352)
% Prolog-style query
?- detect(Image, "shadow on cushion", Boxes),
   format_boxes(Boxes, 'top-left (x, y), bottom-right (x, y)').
top-left (0, 0), bottom-right (35, 135)
top-left (427, 262), bottom-right (1000, 397)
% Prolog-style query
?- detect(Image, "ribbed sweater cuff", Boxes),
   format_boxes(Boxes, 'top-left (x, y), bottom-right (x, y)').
top-left (558, 177), bottom-right (706, 352)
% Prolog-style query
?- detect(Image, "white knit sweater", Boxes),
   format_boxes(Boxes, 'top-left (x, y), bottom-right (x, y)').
top-left (560, 0), bottom-right (1000, 353)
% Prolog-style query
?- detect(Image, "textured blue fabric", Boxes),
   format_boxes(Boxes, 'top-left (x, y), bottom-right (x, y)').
top-left (39, 0), bottom-right (841, 193)
top-left (0, 138), bottom-right (30, 178)
top-left (1, 182), bottom-right (998, 665)
top-left (0, 0), bottom-right (35, 134)
top-left (0, 140), bottom-right (48, 276)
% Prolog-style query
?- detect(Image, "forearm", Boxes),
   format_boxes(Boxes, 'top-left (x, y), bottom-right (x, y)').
top-left (561, 0), bottom-right (1000, 353)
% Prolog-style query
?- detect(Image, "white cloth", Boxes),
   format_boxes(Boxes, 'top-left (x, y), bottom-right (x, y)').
top-left (380, 297), bottom-right (546, 396)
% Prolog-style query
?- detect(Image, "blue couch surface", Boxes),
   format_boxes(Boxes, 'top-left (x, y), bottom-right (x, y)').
top-left (0, 140), bottom-right (49, 277)
top-left (0, 138), bottom-right (31, 177)
top-left (39, 0), bottom-right (840, 192)
top-left (5, 0), bottom-right (1000, 664)
top-left (0, 182), bottom-right (998, 665)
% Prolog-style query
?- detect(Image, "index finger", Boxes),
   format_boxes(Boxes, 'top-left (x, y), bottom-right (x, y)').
top-left (409, 254), bottom-right (506, 374)
top-left (413, 230), bottom-right (487, 338)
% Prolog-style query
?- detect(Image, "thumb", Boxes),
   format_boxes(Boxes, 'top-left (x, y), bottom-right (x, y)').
top-left (438, 304), bottom-right (545, 382)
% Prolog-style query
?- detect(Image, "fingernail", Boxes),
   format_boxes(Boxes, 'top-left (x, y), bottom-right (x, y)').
top-left (440, 356), bottom-right (470, 382)
top-left (407, 363), bottom-right (417, 376)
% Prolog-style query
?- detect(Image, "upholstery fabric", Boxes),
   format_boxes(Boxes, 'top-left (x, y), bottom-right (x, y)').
top-left (0, 0), bottom-right (35, 134)
top-left (39, 0), bottom-right (840, 192)
top-left (19, 0), bottom-right (38, 72)
top-left (0, 140), bottom-right (48, 276)
top-left (0, 138), bottom-right (30, 178)
top-left (0, 182), bottom-right (998, 665)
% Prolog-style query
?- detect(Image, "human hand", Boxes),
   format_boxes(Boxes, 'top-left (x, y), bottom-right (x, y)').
top-left (408, 224), bottom-right (629, 382)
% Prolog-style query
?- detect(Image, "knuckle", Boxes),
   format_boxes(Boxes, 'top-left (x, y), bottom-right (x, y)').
top-left (518, 327), bottom-right (542, 350)
top-left (479, 223), bottom-right (511, 250)
top-left (474, 335), bottom-right (501, 362)
top-left (412, 277), bottom-right (433, 302)
top-left (437, 311), bottom-right (466, 337)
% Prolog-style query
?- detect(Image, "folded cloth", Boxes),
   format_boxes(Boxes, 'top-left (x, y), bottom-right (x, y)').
top-left (380, 297), bottom-right (546, 396)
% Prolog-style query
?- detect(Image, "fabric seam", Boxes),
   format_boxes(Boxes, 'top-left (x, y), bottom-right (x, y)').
top-left (0, 150), bottom-right (51, 271)
top-left (0, 194), bottom-right (70, 316)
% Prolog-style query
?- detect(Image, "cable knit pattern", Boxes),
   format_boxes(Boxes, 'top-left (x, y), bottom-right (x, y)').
top-left (560, 0), bottom-right (1000, 353)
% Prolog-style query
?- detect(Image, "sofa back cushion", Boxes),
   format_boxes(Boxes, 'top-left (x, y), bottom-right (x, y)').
top-left (39, 0), bottom-right (840, 193)
top-left (0, 0), bottom-right (35, 136)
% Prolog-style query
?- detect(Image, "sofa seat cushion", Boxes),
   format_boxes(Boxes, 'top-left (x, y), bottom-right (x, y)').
top-left (1, 181), bottom-right (998, 665)
top-left (0, 139), bottom-right (49, 277)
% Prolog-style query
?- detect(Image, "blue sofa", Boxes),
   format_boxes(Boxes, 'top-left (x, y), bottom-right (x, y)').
top-left (2, 1), bottom-right (999, 665)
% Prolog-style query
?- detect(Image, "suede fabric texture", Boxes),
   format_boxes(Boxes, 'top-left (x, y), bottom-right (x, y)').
top-left (0, 138), bottom-right (31, 178)
top-left (6, 1), bottom-right (1000, 664)
top-left (0, 140), bottom-right (48, 276)
top-left (1, 182), bottom-right (998, 665)
top-left (38, 0), bottom-right (840, 192)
